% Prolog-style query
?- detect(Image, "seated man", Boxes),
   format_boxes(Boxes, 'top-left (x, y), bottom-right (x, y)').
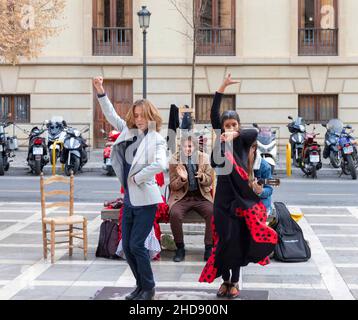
top-left (253, 150), bottom-right (274, 217)
top-left (168, 134), bottom-right (214, 262)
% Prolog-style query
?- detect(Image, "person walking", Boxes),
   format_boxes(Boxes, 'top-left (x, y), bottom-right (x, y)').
top-left (93, 77), bottom-right (167, 301)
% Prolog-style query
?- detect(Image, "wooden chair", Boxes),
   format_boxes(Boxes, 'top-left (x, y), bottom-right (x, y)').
top-left (40, 173), bottom-right (88, 264)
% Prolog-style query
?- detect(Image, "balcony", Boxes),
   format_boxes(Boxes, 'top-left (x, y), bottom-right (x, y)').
top-left (298, 28), bottom-right (338, 56)
top-left (92, 27), bottom-right (133, 56)
top-left (196, 28), bottom-right (235, 56)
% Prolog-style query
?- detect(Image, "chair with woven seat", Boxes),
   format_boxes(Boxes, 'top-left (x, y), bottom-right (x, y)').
top-left (40, 173), bottom-right (88, 264)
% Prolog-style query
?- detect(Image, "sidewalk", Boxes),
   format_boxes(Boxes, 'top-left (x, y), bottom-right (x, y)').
top-left (0, 201), bottom-right (356, 300)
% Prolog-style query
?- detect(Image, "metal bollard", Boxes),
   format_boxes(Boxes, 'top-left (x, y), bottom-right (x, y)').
top-left (52, 140), bottom-right (64, 175)
top-left (286, 143), bottom-right (292, 177)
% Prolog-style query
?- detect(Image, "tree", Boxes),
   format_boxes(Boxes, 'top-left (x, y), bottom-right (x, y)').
top-left (0, 0), bottom-right (66, 65)
top-left (168, 0), bottom-right (209, 113)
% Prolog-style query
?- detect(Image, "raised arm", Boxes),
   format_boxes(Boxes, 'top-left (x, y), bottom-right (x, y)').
top-left (93, 77), bottom-right (126, 132)
top-left (211, 73), bottom-right (240, 130)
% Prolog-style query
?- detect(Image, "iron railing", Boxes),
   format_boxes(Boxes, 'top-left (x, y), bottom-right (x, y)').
top-left (196, 28), bottom-right (235, 56)
top-left (298, 28), bottom-right (338, 56)
top-left (93, 27), bottom-right (133, 56)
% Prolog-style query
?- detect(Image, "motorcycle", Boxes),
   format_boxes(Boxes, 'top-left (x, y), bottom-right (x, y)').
top-left (0, 119), bottom-right (17, 176)
top-left (322, 119), bottom-right (343, 168)
top-left (253, 123), bottom-right (277, 173)
top-left (60, 126), bottom-right (89, 176)
top-left (101, 129), bottom-right (120, 176)
top-left (287, 116), bottom-right (306, 167)
top-left (46, 118), bottom-right (67, 165)
top-left (27, 125), bottom-right (49, 175)
top-left (300, 125), bottom-right (322, 179)
top-left (337, 124), bottom-right (357, 180)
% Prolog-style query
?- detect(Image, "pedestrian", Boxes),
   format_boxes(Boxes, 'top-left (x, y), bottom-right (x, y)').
top-left (168, 134), bottom-right (214, 262)
top-left (199, 74), bottom-right (277, 299)
top-left (93, 77), bottom-right (167, 301)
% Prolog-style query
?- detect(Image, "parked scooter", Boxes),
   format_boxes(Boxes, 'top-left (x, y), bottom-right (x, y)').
top-left (27, 125), bottom-right (49, 175)
top-left (300, 125), bottom-right (322, 179)
top-left (287, 116), bottom-right (307, 167)
top-left (100, 129), bottom-right (120, 176)
top-left (337, 124), bottom-right (357, 180)
top-left (0, 119), bottom-right (17, 176)
top-left (46, 118), bottom-right (67, 165)
top-left (60, 126), bottom-right (89, 176)
top-left (253, 123), bottom-right (277, 173)
top-left (322, 119), bottom-right (343, 168)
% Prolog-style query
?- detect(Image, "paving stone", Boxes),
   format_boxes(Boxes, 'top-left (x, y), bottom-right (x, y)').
top-left (0, 264), bottom-right (31, 280)
top-left (243, 274), bottom-right (324, 284)
top-left (319, 237), bottom-right (358, 247)
top-left (305, 216), bottom-right (358, 224)
top-left (0, 247), bottom-right (42, 260)
top-left (327, 252), bottom-right (358, 264)
top-left (76, 264), bottom-right (127, 282)
top-left (311, 225), bottom-right (358, 235)
top-left (252, 288), bottom-right (332, 300)
top-left (36, 264), bottom-right (89, 281)
top-left (302, 209), bottom-right (351, 215)
top-left (0, 233), bottom-right (43, 245)
top-left (11, 285), bottom-right (69, 300)
top-left (0, 222), bottom-right (17, 231)
top-left (336, 268), bottom-right (358, 284)
top-left (0, 212), bottom-right (36, 220)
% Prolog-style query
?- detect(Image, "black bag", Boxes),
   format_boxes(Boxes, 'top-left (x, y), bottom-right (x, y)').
top-left (95, 220), bottom-right (119, 259)
top-left (272, 202), bottom-right (311, 262)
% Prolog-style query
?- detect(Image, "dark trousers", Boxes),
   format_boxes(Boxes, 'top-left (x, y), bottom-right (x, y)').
top-left (122, 204), bottom-right (157, 291)
top-left (222, 267), bottom-right (241, 283)
top-left (170, 194), bottom-right (213, 246)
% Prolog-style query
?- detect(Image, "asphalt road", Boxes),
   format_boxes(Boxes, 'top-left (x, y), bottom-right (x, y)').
top-left (0, 169), bottom-right (357, 206)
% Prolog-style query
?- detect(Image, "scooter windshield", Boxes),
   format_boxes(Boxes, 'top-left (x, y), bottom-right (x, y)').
top-left (327, 119), bottom-right (343, 134)
top-left (258, 128), bottom-right (274, 144)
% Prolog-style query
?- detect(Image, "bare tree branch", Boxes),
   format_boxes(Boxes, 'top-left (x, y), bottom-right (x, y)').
top-left (168, 0), bottom-right (194, 29)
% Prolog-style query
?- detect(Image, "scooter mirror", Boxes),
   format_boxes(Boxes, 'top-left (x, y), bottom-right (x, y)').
top-left (346, 125), bottom-right (352, 130)
top-left (253, 123), bottom-right (258, 128)
top-left (288, 116), bottom-right (293, 120)
top-left (322, 123), bottom-right (327, 128)
top-left (82, 128), bottom-right (90, 133)
top-left (272, 130), bottom-right (277, 135)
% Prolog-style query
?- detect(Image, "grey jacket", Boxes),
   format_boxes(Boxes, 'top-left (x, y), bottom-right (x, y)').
top-left (98, 95), bottom-right (167, 206)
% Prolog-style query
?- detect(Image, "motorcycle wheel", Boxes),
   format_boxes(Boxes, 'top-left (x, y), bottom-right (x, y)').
top-left (311, 165), bottom-right (317, 179)
top-left (0, 156), bottom-right (4, 176)
top-left (293, 149), bottom-right (301, 168)
top-left (65, 157), bottom-right (80, 176)
top-left (34, 160), bottom-right (42, 176)
top-left (329, 151), bottom-right (341, 168)
top-left (347, 155), bottom-right (357, 180)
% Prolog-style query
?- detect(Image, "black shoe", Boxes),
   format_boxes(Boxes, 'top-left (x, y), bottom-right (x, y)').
top-left (204, 245), bottom-right (213, 261)
top-left (125, 287), bottom-right (142, 300)
top-left (173, 247), bottom-right (185, 262)
top-left (133, 288), bottom-right (155, 301)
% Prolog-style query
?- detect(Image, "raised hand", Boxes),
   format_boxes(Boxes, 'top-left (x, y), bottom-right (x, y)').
top-left (93, 76), bottom-right (105, 95)
top-left (177, 166), bottom-right (188, 181)
top-left (218, 73), bottom-right (240, 93)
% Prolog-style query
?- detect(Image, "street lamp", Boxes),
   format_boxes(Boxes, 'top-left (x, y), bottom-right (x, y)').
top-left (137, 5), bottom-right (151, 99)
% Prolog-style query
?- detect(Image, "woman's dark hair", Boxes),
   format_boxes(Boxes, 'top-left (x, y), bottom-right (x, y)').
top-left (220, 110), bottom-right (240, 128)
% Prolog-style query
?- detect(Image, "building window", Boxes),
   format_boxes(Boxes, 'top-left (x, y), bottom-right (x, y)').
top-left (299, 95), bottom-right (338, 124)
top-left (298, 0), bottom-right (338, 55)
top-left (195, 94), bottom-right (235, 124)
top-left (0, 95), bottom-right (30, 123)
top-left (92, 0), bottom-right (133, 56)
top-left (195, 0), bottom-right (236, 56)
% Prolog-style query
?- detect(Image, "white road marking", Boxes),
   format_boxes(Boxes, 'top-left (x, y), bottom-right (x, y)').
top-left (325, 247), bottom-right (358, 251)
top-left (348, 208), bottom-right (358, 220)
top-left (317, 234), bottom-right (358, 238)
top-left (303, 214), bottom-right (352, 217)
top-left (295, 208), bottom-right (354, 300)
top-left (336, 264), bottom-right (358, 268)
top-left (308, 194), bottom-right (356, 196)
top-left (310, 223), bottom-right (358, 227)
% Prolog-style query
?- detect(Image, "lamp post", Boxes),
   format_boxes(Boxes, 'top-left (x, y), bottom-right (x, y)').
top-left (137, 5), bottom-right (151, 99)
